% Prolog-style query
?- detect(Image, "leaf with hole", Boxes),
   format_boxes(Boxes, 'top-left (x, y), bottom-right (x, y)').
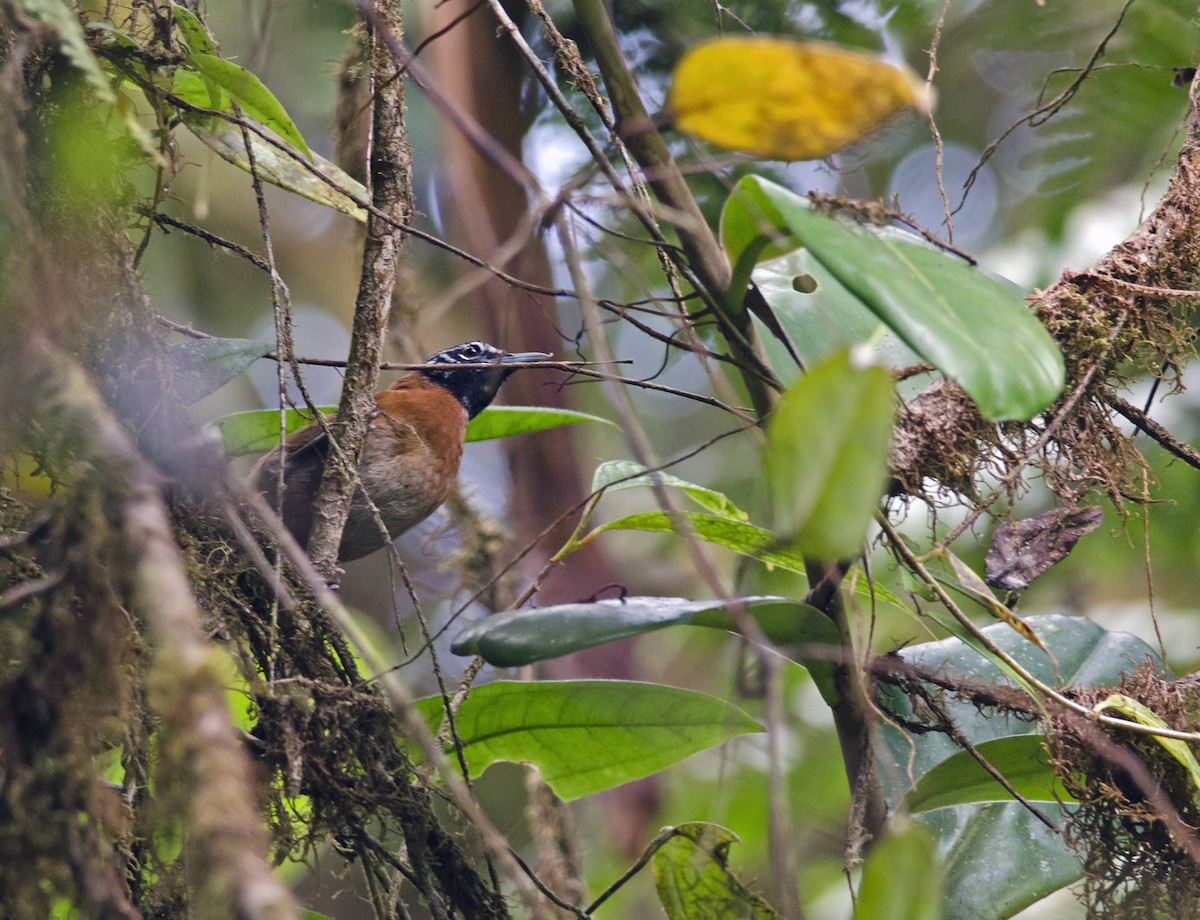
top-left (723, 176), bottom-right (1065, 420)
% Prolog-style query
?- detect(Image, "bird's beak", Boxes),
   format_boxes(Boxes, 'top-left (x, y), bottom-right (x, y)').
top-left (500, 351), bottom-right (552, 366)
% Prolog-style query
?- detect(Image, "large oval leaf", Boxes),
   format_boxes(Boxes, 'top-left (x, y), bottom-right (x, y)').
top-left (416, 680), bottom-right (762, 801)
top-left (899, 734), bottom-right (1076, 813)
top-left (877, 614), bottom-right (1162, 920)
top-left (722, 176), bottom-right (1065, 421)
top-left (765, 348), bottom-right (895, 558)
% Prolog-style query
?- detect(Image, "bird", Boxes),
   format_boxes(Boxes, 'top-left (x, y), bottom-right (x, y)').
top-left (251, 341), bottom-right (549, 562)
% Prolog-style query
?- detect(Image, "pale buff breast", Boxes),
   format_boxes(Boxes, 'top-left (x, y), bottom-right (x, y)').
top-left (337, 400), bottom-right (466, 561)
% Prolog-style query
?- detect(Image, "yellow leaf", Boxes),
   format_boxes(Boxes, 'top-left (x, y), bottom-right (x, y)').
top-left (3, 454), bottom-right (57, 499)
top-left (668, 37), bottom-right (932, 161)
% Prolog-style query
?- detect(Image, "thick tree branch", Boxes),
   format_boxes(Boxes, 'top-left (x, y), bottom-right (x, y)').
top-left (569, 0), bottom-right (778, 419)
top-left (12, 337), bottom-right (296, 920)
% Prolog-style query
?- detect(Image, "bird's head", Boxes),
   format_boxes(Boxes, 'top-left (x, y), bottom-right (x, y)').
top-left (419, 341), bottom-right (550, 418)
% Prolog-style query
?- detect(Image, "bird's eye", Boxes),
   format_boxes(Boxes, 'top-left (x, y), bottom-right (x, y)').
top-left (460, 343), bottom-right (482, 359)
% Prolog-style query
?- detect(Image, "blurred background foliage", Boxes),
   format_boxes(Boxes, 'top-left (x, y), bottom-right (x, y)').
top-left (126, 0), bottom-right (1200, 916)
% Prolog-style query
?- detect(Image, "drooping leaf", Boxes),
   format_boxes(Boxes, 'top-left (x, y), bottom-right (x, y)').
top-left (414, 681), bottom-right (762, 801)
top-left (943, 550), bottom-right (1047, 653)
top-left (723, 176), bottom-right (1065, 421)
top-left (653, 823), bottom-right (779, 920)
top-left (185, 53), bottom-right (313, 160)
top-left (985, 506), bottom-right (1104, 591)
top-left (877, 614), bottom-right (1163, 920)
top-left (668, 37), bottom-right (929, 161)
top-left (854, 819), bottom-right (942, 920)
top-left (451, 596), bottom-right (839, 703)
top-left (592, 459), bottom-right (749, 521)
top-left (185, 119), bottom-right (367, 220)
top-left (764, 348), bottom-right (895, 559)
top-left (171, 68), bottom-right (223, 111)
top-left (899, 735), bottom-right (1076, 813)
top-left (166, 337), bottom-right (271, 403)
top-left (214, 404), bottom-right (596, 455)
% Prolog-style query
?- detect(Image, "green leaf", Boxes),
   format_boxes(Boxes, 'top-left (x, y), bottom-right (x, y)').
top-left (184, 53), bottom-right (313, 161)
top-left (451, 596), bottom-right (839, 703)
top-left (900, 735), bottom-right (1076, 813)
top-left (170, 8), bottom-right (223, 111)
top-left (463, 405), bottom-right (614, 441)
top-left (584, 510), bottom-right (909, 622)
top-left (85, 21), bottom-right (142, 50)
top-left (765, 348), bottom-right (895, 559)
top-left (215, 404), bottom-right (602, 455)
top-left (723, 175), bottom-right (1066, 421)
top-left (171, 3), bottom-right (216, 55)
top-left (590, 510), bottom-right (810, 574)
top-left (185, 119), bottom-right (366, 220)
top-left (751, 250), bottom-right (894, 377)
top-left (653, 823), bottom-right (779, 920)
top-left (877, 614), bottom-right (1163, 920)
top-left (1093, 693), bottom-right (1200, 793)
top-left (415, 680), bottom-right (762, 801)
top-left (171, 68), bottom-right (222, 110)
top-left (592, 459), bottom-right (749, 521)
top-left (854, 819), bottom-right (942, 920)
top-left (166, 337), bottom-right (271, 404)
top-left (213, 407), bottom-right (332, 455)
